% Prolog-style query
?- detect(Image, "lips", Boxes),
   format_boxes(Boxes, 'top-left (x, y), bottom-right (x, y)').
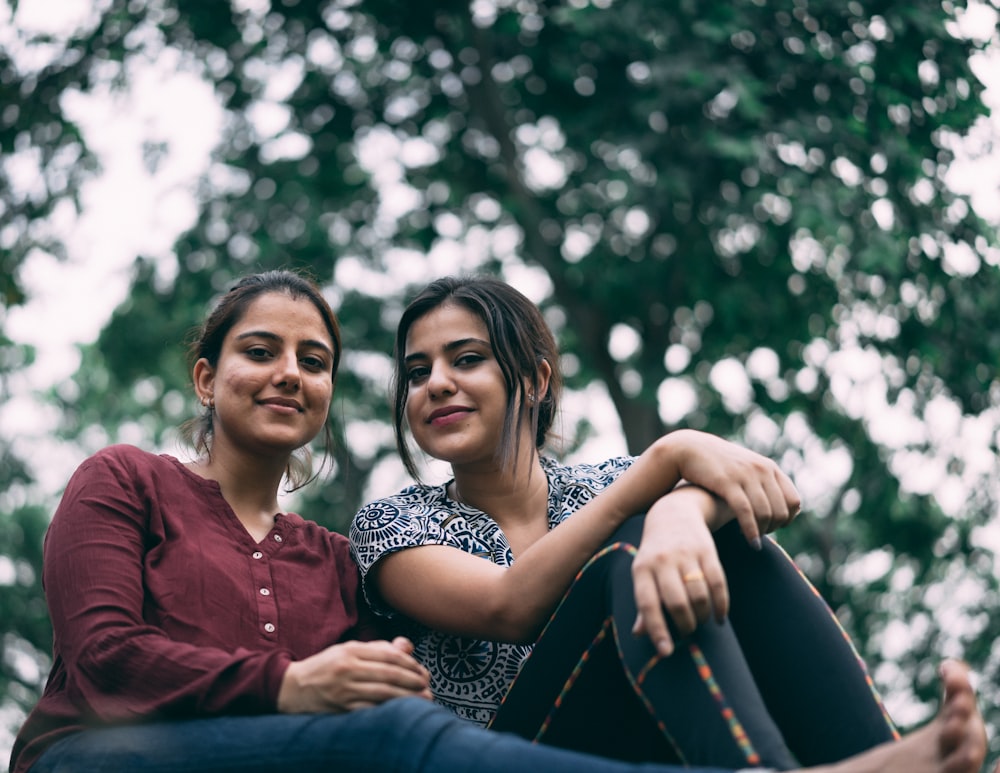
top-left (427, 405), bottom-right (472, 424)
top-left (259, 397), bottom-right (303, 412)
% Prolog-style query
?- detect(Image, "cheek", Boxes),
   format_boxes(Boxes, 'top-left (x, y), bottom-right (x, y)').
top-left (307, 377), bottom-right (334, 409)
top-left (218, 368), bottom-right (258, 397)
top-left (403, 392), bottom-right (422, 429)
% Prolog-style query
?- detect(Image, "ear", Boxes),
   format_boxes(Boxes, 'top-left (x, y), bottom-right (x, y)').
top-left (536, 358), bottom-right (552, 402)
top-left (192, 358), bottom-right (216, 404)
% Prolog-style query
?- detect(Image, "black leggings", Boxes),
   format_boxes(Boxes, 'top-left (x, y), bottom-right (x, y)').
top-left (488, 518), bottom-right (898, 770)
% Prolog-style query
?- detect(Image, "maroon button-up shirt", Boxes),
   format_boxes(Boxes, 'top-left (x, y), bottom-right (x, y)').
top-left (10, 444), bottom-right (374, 773)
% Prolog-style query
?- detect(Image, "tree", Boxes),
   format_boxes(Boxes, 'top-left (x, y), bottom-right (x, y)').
top-left (2, 0), bottom-right (999, 761)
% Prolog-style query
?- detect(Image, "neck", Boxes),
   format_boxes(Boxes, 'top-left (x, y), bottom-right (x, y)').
top-left (190, 444), bottom-right (289, 519)
top-left (450, 452), bottom-right (547, 528)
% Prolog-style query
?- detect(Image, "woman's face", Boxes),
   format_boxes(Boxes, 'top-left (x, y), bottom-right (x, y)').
top-left (194, 291), bottom-right (336, 459)
top-left (402, 302), bottom-right (513, 470)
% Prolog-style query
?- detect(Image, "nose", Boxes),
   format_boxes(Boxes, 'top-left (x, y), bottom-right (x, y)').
top-left (273, 351), bottom-right (301, 390)
top-left (425, 361), bottom-right (455, 398)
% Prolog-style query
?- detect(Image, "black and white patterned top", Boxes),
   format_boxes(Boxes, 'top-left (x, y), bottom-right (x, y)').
top-left (349, 454), bottom-right (635, 726)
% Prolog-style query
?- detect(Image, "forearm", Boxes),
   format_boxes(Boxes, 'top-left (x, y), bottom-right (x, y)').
top-left (69, 626), bottom-right (288, 718)
top-left (661, 483), bottom-right (737, 532)
top-left (490, 439), bottom-right (688, 638)
top-left (488, 428), bottom-right (790, 634)
top-left (378, 429), bottom-right (798, 642)
top-left (494, 498), bottom-right (636, 639)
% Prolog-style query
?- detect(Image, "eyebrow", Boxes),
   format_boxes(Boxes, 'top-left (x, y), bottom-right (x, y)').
top-left (235, 330), bottom-right (335, 358)
top-left (403, 337), bottom-right (491, 365)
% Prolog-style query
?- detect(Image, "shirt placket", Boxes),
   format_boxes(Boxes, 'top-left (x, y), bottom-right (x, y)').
top-left (248, 531), bottom-right (285, 641)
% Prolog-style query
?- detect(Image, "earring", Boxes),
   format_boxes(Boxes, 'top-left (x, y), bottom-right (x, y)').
top-left (528, 391), bottom-right (536, 404)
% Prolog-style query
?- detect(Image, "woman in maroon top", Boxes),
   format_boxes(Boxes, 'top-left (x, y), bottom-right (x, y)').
top-left (8, 270), bottom-right (987, 773)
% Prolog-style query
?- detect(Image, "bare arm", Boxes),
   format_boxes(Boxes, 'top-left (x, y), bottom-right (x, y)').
top-left (374, 429), bottom-right (799, 643)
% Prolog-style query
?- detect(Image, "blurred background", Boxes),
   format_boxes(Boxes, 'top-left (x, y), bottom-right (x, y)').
top-left (2, 0), bottom-right (1000, 766)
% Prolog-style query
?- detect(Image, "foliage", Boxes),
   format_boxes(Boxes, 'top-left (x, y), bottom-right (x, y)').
top-left (2, 0), bottom-right (999, 762)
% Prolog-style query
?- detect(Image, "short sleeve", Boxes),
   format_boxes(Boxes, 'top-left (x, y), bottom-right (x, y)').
top-left (544, 455), bottom-right (636, 523)
top-left (350, 489), bottom-right (453, 614)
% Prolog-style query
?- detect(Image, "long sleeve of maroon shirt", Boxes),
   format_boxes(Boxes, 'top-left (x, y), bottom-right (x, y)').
top-left (10, 444), bottom-right (376, 773)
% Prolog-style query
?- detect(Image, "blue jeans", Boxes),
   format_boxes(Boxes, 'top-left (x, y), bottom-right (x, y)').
top-left (30, 697), bottom-right (741, 773)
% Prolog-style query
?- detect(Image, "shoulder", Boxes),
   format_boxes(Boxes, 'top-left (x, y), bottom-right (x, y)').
top-left (288, 515), bottom-right (351, 552)
top-left (65, 445), bottom-right (217, 510)
top-left (85, 443), bottom-right (160, 466)
top-left (349, 482), bottom-right (452, 572)
top-left (542, 455), bottom-right (635, 520)
top-left (542, 454), bottom-right (635, 488)
top-left (351, 483), bottom-right (449, 533)
top-left (50, 445), bottom-right (197, 538)
top-left (70, 444), bottom-right (174, 484)
top-left (283, 515), bottom-right (357, 572)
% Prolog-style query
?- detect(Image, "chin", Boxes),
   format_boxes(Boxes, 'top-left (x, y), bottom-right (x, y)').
top-left (258, 433), bottom-right (313, 452)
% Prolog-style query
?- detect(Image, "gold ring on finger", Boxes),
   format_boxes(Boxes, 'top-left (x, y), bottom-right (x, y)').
top-left (682, 571), bottom-right (704, 583)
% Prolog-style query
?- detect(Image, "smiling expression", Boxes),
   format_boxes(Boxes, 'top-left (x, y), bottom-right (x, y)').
top-left (402, 302), bottom-right (519, 471)
top-left (194, 291), bottom-right (337, 460)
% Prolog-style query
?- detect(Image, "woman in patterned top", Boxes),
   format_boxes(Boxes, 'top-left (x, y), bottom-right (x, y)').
top-left (351, 275), bottom-right (955, 770)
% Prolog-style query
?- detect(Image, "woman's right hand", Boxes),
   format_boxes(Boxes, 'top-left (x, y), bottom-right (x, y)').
top-left (277, 636), bottom-right (432, 713)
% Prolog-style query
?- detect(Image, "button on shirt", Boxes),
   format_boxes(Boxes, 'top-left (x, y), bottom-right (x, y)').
top-left (11, 444), bottom-right (377, 773)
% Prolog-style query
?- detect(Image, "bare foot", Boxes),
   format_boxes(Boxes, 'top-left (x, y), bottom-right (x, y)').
top-left (804, 660), bottom-right (986, 773)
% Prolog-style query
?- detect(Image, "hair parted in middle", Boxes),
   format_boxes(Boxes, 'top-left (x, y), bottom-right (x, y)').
top-left (392, 275), bottom-right (562, 480)
top-left (181, 269), bottom-right (342, 490)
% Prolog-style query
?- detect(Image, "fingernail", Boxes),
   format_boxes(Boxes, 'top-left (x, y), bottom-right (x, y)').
top-left (658, 640), bottom-right (673, 657)
top-left (750, 537), bottom-right (762, 551)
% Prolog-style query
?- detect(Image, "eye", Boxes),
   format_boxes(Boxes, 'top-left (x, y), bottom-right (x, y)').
top-left (300, 354), bottom-right (328, 372)
top-left (246, 346), bottom-right (272, 360)
top-left (406, 365), bottom-right (430, 384)
top-left (455, 352), bottom-right (485, 368)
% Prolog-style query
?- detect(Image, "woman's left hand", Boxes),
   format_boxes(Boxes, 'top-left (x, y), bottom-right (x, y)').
top-left (660, 429), bottom-right (801, 549)
top-left (630, 487), bottom-right (728, 657)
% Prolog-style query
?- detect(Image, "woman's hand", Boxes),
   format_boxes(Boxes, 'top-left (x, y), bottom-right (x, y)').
top-left (648, 429), bottom-right (801, 548)
top-left (630, 487), bottom-right (728, 656)
top-left (277, 636), bottom-right (432, 713)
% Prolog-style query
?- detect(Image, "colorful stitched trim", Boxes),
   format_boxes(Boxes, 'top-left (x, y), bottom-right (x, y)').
top-left (534, 618), bottom-right (613, 741)
top-left (534, 542), bottom-right (640, 741)
top-left (532, 542), bottom-right (635, 641)
top-left (688, 642), bottom-right (762, 766)
top-left (612, 629), bottom-right (686, 762)
top-left (766, 539), bottom-right (900, 740)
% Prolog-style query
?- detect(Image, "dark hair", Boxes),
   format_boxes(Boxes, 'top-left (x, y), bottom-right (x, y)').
top-left (392, 275), bottom-right (562, 480)
top-left (182, 270), bottom-right (342, 490)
